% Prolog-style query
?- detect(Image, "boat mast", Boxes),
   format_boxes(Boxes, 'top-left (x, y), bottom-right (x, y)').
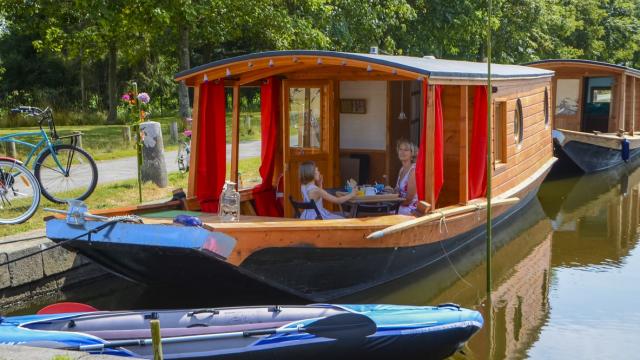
top-left (486, 0), bottom-right (493, 300)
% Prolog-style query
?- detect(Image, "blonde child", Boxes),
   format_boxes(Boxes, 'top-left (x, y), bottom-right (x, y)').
top-left (298, 161), bottom-right (355, 219)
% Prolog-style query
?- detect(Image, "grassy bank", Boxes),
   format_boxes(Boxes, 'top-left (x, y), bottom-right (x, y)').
top-left (1, 172), bottom-right (189, 237)
top-left (1, 155), bottom-right (262, 237)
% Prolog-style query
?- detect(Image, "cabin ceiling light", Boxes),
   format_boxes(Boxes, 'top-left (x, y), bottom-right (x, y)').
top-left (203, 74), bottom-right (208, 82)
top-left (317, 58), bottom-right (323, 65)
top-left (248, 62), bottom-right (254, 68)
top-left (225, 68), bottom-right (231, 77)
top-left (268, 59), bottom-right (274, 67)
top-left (340, 61), bottom-right (347, 66)
top-left (366, 65), bottom-right (372, 72)
top-left (292, 57), bottom-right (299, 63)
top-left (398, 82), bottom-right (407, 121)
top-left (392, 69), bottom-right (398, 75)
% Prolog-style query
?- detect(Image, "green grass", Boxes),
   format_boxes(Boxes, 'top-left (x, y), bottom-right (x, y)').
top-left (0, 172), bottom-right (189, 237)
top-left (0, 155), bottom-right (262, 237)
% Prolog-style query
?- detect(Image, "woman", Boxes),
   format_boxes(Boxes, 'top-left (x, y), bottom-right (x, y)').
top-left (394, 139), bottom-right (419, 215)
top-left (298, 161), bottom-right (355, 219)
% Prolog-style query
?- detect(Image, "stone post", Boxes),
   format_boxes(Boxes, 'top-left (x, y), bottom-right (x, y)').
top-left (72, 131), bottom-right (83, 148)
top-left (4, 142), bottom-right (17, 158)
top-left (140, 121), bottom-right (168, 188)
top-left (169, 122), bottom-right (179, 143)
top-left (123, 126), bottom-right (132, 144)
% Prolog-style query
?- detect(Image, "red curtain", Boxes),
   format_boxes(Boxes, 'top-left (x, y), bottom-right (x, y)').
top-left (469, 86), bottom-right (488, 199)
top-left (415, 80), bottom-right (428, 201)
top-left (253, 77), bottom-right (284, 217)
top-left (433, 85), bottom-right (444, 206)
top-left (415, 81), bottom-right (444, 206)
top-left (195, 80), bottom-right (227, 212)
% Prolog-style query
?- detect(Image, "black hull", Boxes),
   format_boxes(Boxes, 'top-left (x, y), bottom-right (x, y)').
top-left (560, 140), bottom-right (640, 173)
top-left (55, 188), bottom-right (539, 302)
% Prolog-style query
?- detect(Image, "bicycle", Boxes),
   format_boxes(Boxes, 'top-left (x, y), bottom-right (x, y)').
top-left (177, 130), bottom-right (191, 173)
top-left (0, 158), bottom-right (41, 224)
top-left (0, 106), bottom-right (98, 204)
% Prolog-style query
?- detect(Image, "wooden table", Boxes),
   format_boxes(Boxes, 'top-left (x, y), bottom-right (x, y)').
top-left (334, 191), bottom-right (404, 217)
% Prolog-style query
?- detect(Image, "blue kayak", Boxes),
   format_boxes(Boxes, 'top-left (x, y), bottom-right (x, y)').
top-left (0, 303), bottom-right (482, 359)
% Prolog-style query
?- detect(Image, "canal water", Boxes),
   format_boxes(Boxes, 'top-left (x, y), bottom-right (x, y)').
top-left (7, 162), bottom-right (640, 359)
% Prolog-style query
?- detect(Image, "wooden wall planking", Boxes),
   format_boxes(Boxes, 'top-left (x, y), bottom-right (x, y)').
top-left (490, 80), bottom-right (552, 197)
top-left (636, 79), bottom-right (640, 134)
top-left (438, 85), bottom-right (462, 208)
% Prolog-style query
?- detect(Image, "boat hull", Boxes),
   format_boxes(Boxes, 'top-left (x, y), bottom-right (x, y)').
top-left (553, 129), bottom-right (640, 173)
top-left (47, 177), bottom-right (543, 302)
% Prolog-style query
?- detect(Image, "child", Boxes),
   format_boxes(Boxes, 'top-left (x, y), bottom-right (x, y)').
top-left (298, 161), bottom-right (355, 219)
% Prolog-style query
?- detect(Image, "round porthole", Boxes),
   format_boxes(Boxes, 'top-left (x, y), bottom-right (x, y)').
top-left (544, 87), bottom-right (549, 127)
top-left (514, 98), bottom-right (523, 145)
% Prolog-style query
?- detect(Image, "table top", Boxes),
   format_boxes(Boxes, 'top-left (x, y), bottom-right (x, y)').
top-left (335, 191), bottom-right (403, 203)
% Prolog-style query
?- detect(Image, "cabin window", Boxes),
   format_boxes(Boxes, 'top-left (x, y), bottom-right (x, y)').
top-left (544, 87), bottom-right (549, 127)
top-left (514, 98), bottom-right (524, 145)
top-left (555, 79), bottom-right (580, 116)
top-left (494, 101), bottom-right (507, 164)
top-left (289, 87), bottom-right (322, 149)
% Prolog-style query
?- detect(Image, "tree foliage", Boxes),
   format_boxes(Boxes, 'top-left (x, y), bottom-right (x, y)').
top-left (0, 0), bottom-right (639, 120)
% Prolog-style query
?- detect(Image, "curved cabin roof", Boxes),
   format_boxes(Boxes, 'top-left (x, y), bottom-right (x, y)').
top-left (175, 50), bottom-right (553, 86)
top-left (526, 59), bottom-right (640, 78)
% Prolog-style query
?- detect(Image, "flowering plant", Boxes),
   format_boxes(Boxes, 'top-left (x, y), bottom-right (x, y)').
top-left (121, 82), bottom-right (151, 203)
top-left (121, 87), bottom-right (151, 124)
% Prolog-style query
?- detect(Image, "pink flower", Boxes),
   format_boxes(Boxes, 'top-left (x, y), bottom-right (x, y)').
top-left (137, 92), bottom-right (150, 104)
top-left (121, 93), bottom-right (131, 102)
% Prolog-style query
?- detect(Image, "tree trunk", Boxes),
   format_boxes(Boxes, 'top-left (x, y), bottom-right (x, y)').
top-left (107, 44), bottom-right (118, 124)
top-left (80, 49), bottom-right (86, 113)
top-left (178, 23), bottom-right (192, 120)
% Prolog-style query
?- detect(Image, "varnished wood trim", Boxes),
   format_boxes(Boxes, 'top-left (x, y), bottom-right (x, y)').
top-left (231, 85), bottom-right (240, 185)
top-left (187, 86), bottom-right (201, 198)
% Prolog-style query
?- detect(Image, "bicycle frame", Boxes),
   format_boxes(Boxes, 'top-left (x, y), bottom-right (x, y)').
top-left (0, 128), bottom-right (67, 175)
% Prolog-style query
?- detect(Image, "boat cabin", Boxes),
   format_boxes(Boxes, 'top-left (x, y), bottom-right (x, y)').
top-left (528, 60), bottom-right (640, 134)
top-left (175, 51), bottom-right (555, 218)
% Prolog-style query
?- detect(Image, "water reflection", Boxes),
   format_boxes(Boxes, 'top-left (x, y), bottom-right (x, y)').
top-left (8, 161), bottom-right (640, 359)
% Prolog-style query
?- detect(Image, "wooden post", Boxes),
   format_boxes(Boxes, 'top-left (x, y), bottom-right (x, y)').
top-left (425, 83), bottom-right (436, 209)
top-left (625, 75), bottom-right (634, 134)
top-left (170, 121), bottom-right (179, 143)
top-left (231, 84), bottom-right (240, 186)
top-left (618, 74), bottom-right (626, 132)
top-left (123, 126), bottom-right (132, 144)
top-left (5, 142), bottom-right (16, 158)
top-left (187, 85), bottom-right (201, 198)
top-left (73, 131), bottom-right (83, 148)
top-left (459, 85), bottom-right (469, 204)
top-left (150, 319), bottom-right (163, 360)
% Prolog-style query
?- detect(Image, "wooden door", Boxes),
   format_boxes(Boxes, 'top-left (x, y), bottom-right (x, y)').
top-left (283, 80), bottom-right (334, 217)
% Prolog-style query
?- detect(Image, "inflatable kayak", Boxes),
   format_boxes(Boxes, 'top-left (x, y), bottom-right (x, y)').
top-left (0, 303), bottom-right (483, 359)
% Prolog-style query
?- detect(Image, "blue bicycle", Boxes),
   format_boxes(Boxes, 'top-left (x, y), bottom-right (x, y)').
top-left (1, 106), bottom-right (98, 204)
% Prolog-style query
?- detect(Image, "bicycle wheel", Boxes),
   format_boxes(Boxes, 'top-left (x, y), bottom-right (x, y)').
top-left (177, 141), bottom-right (190, 173)
top-left (0, 160), bottom-right (41, 224)
top-left (34, 144), bottom-right (98, 204)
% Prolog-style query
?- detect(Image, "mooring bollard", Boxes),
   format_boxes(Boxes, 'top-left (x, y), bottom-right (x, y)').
top-left (150, 319), bottom-right (163, 360)
top-left (123, 126), bottom-right (132, 144)
top-left (73, 131), bottom-right (83, 148)
top-left (140, 121), bottom-right (168, 188)
top-left (5, 142), bottom-right (16, 158)
top-left (170, 121), bottom-right (179, 143)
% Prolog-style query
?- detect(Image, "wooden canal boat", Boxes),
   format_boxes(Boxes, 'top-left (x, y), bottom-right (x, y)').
top-left (528, 59), bottom-right (640, 173)
top-left (46, 50), bottom-right (556, 301)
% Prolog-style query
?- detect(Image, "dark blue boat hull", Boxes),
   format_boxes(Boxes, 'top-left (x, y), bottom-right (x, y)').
top-left (559, 140), bottom-right (640, 173)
